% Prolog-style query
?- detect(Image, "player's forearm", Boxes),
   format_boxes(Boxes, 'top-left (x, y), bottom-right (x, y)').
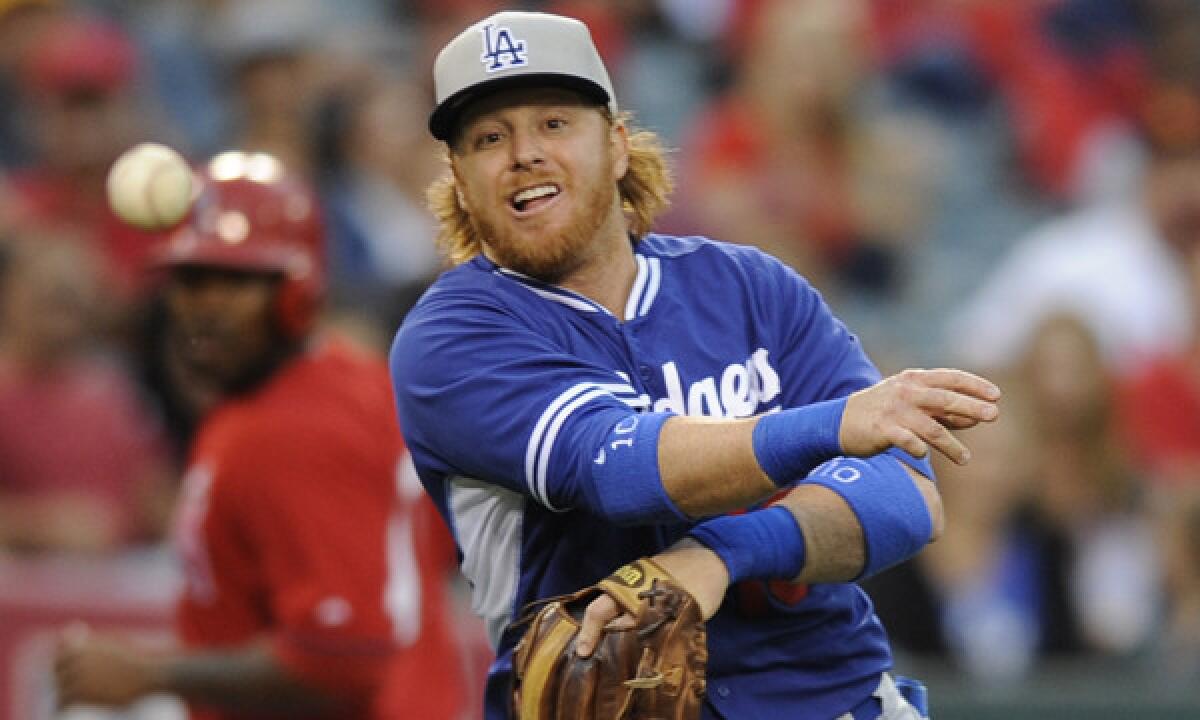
top-left (657, 415), bottom-right (777, 517)
top-left (774, 484), bottom-right (866, 582)
top-left (657, 398), bottom-right (851, 518)
top-left (786, 462), bottom-right (942, 582)
top-left (688, 461), bottom-right (943, 586)
top-left (156, 642), bottom-right (342, 715)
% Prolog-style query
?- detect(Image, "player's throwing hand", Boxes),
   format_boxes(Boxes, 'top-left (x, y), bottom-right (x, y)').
top-left (839, 368), bottom-right (1001, 465)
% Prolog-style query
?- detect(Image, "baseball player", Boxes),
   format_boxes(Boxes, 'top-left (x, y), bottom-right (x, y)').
top-left (54, 152), bottom-right (468, 720)
top-left (391, 11), bottom-right (1000, 720)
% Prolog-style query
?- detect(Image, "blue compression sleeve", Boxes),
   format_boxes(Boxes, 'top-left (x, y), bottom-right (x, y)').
top-left (805, 454), bottom-right (933, 580)
top-left (752, 398), bottom-right (846, 486)
top-left (586, 412), bottom-right (687, 526)
top-left (688, 506), bottom-right (806, 583)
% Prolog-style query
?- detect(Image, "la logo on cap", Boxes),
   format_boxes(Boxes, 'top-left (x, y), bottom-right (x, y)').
top-left (480, 23), bottom-right (527, 72)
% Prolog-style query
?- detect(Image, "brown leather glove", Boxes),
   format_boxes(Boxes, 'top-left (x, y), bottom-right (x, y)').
top-left (511, 558), bottom-right (708, 720)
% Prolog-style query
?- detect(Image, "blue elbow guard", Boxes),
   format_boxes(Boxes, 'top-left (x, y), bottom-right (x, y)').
top-left (688, 506), bottom-right (806, 583)
top-left (752, 398), bottom-right (846, 486)
top-left (805, 454), bottom-right (932, 579)
top-left (588, 412), bottom-right (687, 525)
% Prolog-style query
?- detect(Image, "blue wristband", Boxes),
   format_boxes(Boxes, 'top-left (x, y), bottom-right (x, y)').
top-left (688, 506), bottom-right (806, 583)
top-left (752, 398), bottom-right (847, 486)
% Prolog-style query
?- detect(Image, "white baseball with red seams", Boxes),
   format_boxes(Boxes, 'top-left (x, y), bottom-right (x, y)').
top-left (106, 142), bottom-right (194, 230)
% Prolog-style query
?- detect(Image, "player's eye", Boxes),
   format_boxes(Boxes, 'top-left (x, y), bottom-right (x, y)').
top-left (474, 131), bottom-right (503, 149)
top-left (545, 117), bottom-right (567, 130)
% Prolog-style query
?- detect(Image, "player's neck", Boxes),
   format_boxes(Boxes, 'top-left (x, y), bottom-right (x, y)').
top-left (557, 222), bottom-right (637, 320)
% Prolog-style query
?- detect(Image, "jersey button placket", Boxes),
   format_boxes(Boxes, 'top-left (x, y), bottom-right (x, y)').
top-left (621, 324), bottom-right (655, 395)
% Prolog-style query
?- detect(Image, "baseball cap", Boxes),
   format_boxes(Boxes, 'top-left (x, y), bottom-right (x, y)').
top-left (429, 11), bottom-right (617, 141)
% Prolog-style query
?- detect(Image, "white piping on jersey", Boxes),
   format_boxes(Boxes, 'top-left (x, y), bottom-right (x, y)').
top-left (534, 387), bottom-right (608, 510)
top-left (447, 476), bottom-right (524, 648)
top-left (525, 382), bottom-right (609, 510)
top-left (496, 254), bottom-right (662, 319)
top-left (495, 268), bottom-right (604, 313)
top-left (624, 254), bottom-right (650, 319)
top-left (597, 381), bottom-right (643, 396)
top-left (613, 372), bottom-right (653, 410)
top-left (525, 379), bottom-right (640, 510)
top-left (514, 283), bottom-right (600, 313)
top-left (636, 256), bottom-right (662, 318)
top-left (624, 254), bottom-right (661, 320)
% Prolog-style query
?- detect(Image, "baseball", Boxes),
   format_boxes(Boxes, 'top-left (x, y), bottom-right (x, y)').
top-left (106, 142), bottom-right (195, 231)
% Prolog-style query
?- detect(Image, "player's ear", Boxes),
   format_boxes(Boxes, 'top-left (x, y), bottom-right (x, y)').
top-left (609, 120), bottom-right (630, 181)
top-left (448, 164), bottom-right (471, 213)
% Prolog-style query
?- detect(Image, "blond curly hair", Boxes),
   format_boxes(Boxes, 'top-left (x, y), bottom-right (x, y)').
top-left (426, 112), bottom-right (673, 266)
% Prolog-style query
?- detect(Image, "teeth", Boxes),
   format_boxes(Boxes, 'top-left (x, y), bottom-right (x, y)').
top-left (513, 184), bottom-right (558, 205)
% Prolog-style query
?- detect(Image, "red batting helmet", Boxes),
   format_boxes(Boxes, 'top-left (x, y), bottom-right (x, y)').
top-left (158, 151), bottom-right (324, 339)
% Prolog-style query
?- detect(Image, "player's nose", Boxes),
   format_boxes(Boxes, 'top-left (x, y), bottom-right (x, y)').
top-left (508, 127), bottom-right (545, 170)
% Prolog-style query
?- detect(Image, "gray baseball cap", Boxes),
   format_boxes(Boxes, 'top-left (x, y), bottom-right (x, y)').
top-left (428, 11), bottom-right (617, 142)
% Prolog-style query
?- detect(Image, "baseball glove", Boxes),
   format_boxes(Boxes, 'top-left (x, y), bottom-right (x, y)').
top-left (511, 557), bottom-right (708, 720)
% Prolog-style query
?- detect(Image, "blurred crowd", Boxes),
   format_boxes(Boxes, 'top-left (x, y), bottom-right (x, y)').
top-left (2, 0), bottom-right (1200, 698)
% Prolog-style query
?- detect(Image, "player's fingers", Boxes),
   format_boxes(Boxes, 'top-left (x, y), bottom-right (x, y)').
top-left (908, 411), bottom-right (969, 465)
top-left (915, 387), bottom-right (999, 423)
top-left (909, 369), bottom-right (1001, 401)
top-left (605, 613), bottom-right (636, 631)
top-left (936, 413), bottom-right (980, 430)
top-left (575, 594), bottom-right (619, 658)
top-left (885, 426), bottom-right (929, 461)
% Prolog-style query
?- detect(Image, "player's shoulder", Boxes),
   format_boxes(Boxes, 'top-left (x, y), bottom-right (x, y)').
top-left (392, 256), bottom-right (552, 356)
top-left (639, 232), bottom-right (810, 290)
top-left (271, 339), bottom-right (391, 397)
top-left (211, 342), bottom-right (392, 438)
top-left (400, 256), bottom-right (529, 325)
top-left (639, 232), bottom-right (766, 261)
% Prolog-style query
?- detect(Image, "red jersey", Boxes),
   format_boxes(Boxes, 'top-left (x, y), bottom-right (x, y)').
top-left (172, 340), bottom-right (467, 719)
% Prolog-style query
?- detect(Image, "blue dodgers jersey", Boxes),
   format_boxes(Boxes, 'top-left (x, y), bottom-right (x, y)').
top-left (391, 234), bottom-right (894, 719)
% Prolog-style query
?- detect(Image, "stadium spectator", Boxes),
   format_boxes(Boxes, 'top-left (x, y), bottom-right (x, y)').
top-left (319, 70), bottom-right (444, 340)
top-left (945, 82), bottom-right (1200, 376)
top-left (874, 313), bottom-right (1159, 682)
top-left (7, 13), bottom-right (165, 298)
top-left (674, 0), bottom-right (943, 299)
top-left (0, 233), bottom-right (172, 553)
top-left (0, 0), bottom-right (61, 169)
top-left (206, 0), bottom-right (332, 180)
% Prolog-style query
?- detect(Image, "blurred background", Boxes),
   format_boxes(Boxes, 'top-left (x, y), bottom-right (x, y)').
top-left (1, 0), bottom-right (1199, 718)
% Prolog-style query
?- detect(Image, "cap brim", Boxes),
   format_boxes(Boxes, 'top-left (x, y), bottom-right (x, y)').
top-left (429, 72), bottom-right (610, 142)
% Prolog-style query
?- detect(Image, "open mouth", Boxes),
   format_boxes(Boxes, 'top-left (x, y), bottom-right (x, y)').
top-left (510, 183), bottom-right (561, 214)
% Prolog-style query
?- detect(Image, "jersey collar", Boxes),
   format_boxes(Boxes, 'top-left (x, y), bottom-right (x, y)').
top-left (623, 252), bottom-right (662, 320)
top-left (483, 251), bottom-right (663, 320)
